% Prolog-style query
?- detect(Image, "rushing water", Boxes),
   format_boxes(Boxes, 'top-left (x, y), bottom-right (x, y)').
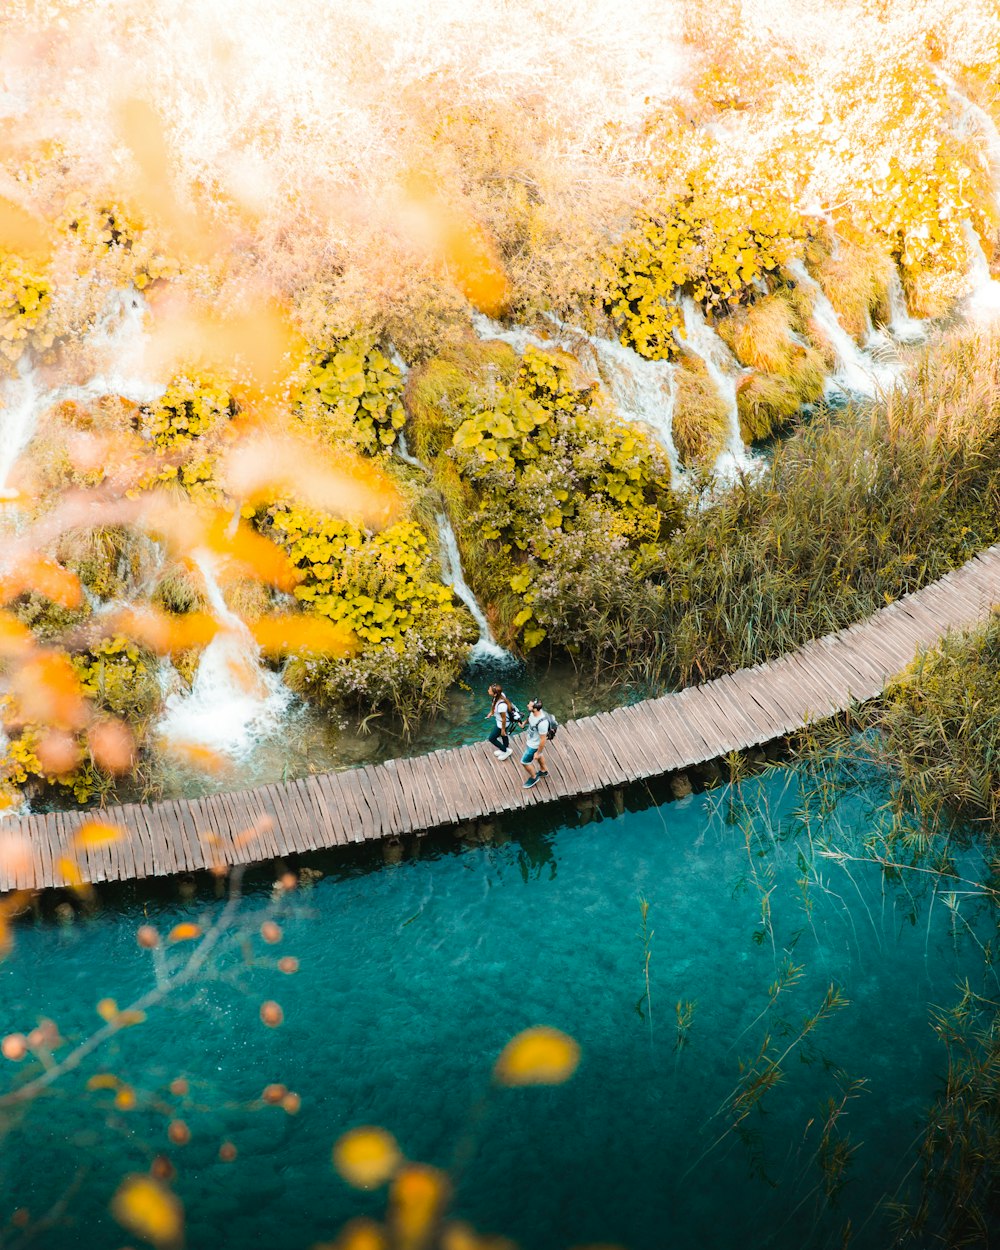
top-left (0, 762), bottom-right (993, 1250)
top-left (156, 552), bottom-right (293, 758)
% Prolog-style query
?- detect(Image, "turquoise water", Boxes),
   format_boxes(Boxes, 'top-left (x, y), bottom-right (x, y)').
top-left (1, 763), bottom-right (994, 1249)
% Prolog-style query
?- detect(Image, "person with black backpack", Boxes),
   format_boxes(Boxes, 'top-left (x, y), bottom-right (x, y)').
top-left (521, 697), bottom-right (558, 788)
top-left (485, 684), bottom-right (519, 761)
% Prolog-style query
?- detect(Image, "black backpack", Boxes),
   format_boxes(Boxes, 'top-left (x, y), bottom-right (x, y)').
top-left (506, 700), bottom-right (524, 728)
top-left (543, 711), bottom-right (559, 741)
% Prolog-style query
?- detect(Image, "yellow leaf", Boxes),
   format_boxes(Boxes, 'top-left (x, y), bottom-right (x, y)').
top-left (97, 998), bottom-right (119, 1022)
top-left (110, 1174), bottom-right (184, 1248)
top-left (74, 821), bottom-right (123, 849)
top-left (87, 1073), bottom-right (121, 1091)
top-left (493, 1027), bottom-right (580, 1086)
top-left (333, 1126), bottom-right (402, 1190)
top-left (390, 1165), bottom-right (449, 1250)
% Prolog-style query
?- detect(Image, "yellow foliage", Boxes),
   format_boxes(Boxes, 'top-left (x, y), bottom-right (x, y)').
top-left (110, 1175), bottom-right (184, 1248)
top-left (0, 251), bottom-right (52, 362)
top-left (334, 1127), bottom-right (402, 1190)
top-left (493, 1026), bottom-right (581, 1086)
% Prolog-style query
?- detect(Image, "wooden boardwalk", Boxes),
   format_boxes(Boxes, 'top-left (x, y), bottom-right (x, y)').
top-left (3, 544), bottom-right (1000, 891)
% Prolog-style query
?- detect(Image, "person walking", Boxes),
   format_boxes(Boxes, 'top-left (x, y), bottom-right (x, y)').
top-left (486, 684), bottom-right (513, 760)
top-left (520, 698), bottom-right (551, 788)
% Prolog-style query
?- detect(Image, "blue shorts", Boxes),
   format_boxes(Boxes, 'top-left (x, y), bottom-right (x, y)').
top-left (521, 746), bottom-right (537, 764)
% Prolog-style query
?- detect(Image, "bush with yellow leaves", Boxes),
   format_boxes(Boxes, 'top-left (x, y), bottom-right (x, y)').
top-left (71, 635), bottom-right (161, 726)
top-left (299, 340), bottom-right (406, 456)
top-left (0, 252), bottom-right (52, 364)
top-left (601, 179), bottom-right (804, 361)
top-left (263, 507), bottom-right (472, 715)
top-left (417, 343), bottom-right (679, 653)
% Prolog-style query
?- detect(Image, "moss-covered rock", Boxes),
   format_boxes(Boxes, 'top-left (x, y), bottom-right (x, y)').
top-left (12, 590), bottom-right (91, 643)
top-left (672, 357), bottom-right (730, 465)
top-left (809, 240), bottom-right (893, 342)
top-left (56, 526), bottom-right (155, 602)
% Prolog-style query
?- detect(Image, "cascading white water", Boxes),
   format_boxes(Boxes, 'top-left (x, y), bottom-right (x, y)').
top-left (434, 510), bottom-right (511, 665)
top-left (583, 333), bottom-right (684, 484)
top-left (961, 221), bottom-right (1000, 319)
top-left (0, 287), bottom-right (164, 500)
top-left (677, 298), bottom-right (754, 479)
top-left (395, 428), bottom-right (429, 472)
top-left (885, 267), bottom-right (926, 343)
top-left (157, 553), bottom-right (293, 758)
top-left (471, 311), bottom-right (684, 485)
top-left (787, 258), bottom-right (899, 397)
top-left (934, 71), bottom-right (1000, 320)
top-left (0, 357), bottom-right (41, 499)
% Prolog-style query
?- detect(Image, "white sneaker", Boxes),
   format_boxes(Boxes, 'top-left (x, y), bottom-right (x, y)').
top-left (498, 748), bottom-right (513, 760)
top-left (493, 749), bottom-right (505, 758)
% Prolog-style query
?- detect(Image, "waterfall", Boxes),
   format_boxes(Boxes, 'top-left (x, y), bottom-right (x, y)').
top-left (157, 553), bottom-right (292, 758)
top-left (583, 333), bottom-right (684, 484)
top-left (677, 298), bottom-right (754, 478)
top-left (395, 428), bottom-right (429, 472)
top-left (885, 267), bottom-right (926, 343)
top-left (0, 287), bottom-right (163, 500)
top-left (0, 357), bottom-right (41, 500)
top-left (472, 311), bottom-right (684, 485)
top-left (962, 221), bottom-right (1000, 319)
top-left (434, 511), bottom-right (512, 665)
top-left (787, 259), bottom-right (900, 397)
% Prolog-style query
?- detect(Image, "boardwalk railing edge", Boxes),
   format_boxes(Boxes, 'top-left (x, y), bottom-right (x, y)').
top-left (3, 544), bottom-right (1000, 891)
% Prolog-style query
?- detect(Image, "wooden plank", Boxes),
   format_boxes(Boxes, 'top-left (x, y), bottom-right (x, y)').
top-left (303, 774), bottom-right (347, 847)
top-left (319, 770), bottom-right (366, 845)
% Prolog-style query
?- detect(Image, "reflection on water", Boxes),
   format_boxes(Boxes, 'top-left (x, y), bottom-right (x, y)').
top-left (0, 760), bottom-right (994, 1250)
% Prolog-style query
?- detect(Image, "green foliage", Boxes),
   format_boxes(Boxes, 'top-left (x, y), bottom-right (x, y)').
top-left (0, 723), bottom-right (110, 806)
top-left (405, 341), bottom-right (519, 461)
top-left (673, 361), bottom-right (731, 464)
top-left (266, 507), bottom-right (471, 715)
top-left (140, 372), bottom-right (235, 451)
top-left (601, 180), bottom-right (803, 360)
top-left (447, 344), bottom-right (679, 651)
top-left (873, 613), bottom-right (1000, 834)
top-left (71, 635), bottom-right (161, 725)
top-left (0, 252), bottom-right (52, 362)
top-left (623, 329), bottom-right (1000, 689)
top-left (301, 340), bottom-right (405, 454)
top-left (12, 591), bottom-right (90, 643)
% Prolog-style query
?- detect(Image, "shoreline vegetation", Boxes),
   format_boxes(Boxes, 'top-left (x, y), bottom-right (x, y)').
top-left (0, 0), bottom-right (999, 819)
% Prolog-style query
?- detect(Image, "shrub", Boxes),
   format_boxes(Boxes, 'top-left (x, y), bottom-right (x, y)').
top-left (0, 251), bottom-right (52, 363)
top-left (71, 635), bottom-right (161, 725)
top-left (265, 507), bottom-right (471, 715)
top-left (140, 372), bottom-right (236, 451)
top-left (871, 612), bottom-right (1000, 834)
top-left (601, 179), bottom-right (803, 360)
top-left (299, 340), bottom-right (405, 455)
top-left (445, 344), bottom-right (679, 651)
top-left (672, 358), bottom-right (730, 464)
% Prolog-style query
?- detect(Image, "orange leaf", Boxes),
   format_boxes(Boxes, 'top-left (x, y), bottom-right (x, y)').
top-left (493, 1027), bottom-right (580, 1086)
top-left (333, 1127), bottom-right (402, 1190)
top-left (203, 511), bottom-right (300, 591)
top-left (167, 923), bottom-right (202, 943)
top-left (250, 613), bottom-right (354, 657)
top-left (110, 1173), bottom-right (184, 1248)
top-left (86, 1073), bottom-right (121, 1091)
top-left (390, 1164), bottom-right (450, 1250)
top-left (219, 434), bottom-right (401, 528)
top-left (112, 606), bottom-right (220, 654)
top-left (162, 739), bottom-right (231, 774)
top-left (9, 652), bottom-right (88, 731)
top-left (87, 719), bottom-right (137, 774)
top-left (0, 611), bottom-right (34, 659)
top-left (74, 821), bottom-right (123, 849)
top-left (0, 556), bottom-right (82, 609)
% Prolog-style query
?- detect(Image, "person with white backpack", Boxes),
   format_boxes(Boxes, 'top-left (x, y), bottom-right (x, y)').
top-left (521, 697), bottom-right (558, 788)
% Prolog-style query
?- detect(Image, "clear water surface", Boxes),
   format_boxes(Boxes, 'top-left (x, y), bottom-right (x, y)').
top-left (0, 762), bottom-right (993, 1249)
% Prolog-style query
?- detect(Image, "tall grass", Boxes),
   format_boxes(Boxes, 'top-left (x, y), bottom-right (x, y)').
top-left (613, 331), bottom-right (1000, 689)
